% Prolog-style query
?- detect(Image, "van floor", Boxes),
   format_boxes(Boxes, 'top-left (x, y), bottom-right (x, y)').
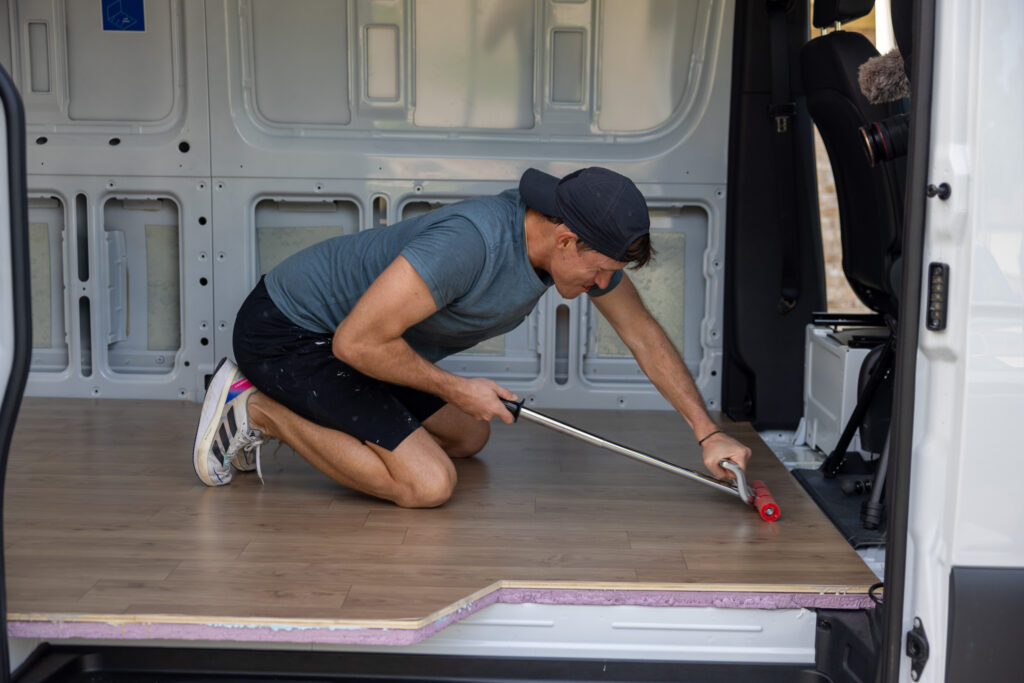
top-left (5, 397), bottom-right (877, 644)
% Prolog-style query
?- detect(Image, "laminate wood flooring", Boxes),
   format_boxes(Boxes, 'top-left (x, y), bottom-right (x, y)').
top-left (5, 397), bottom-right (877, 624)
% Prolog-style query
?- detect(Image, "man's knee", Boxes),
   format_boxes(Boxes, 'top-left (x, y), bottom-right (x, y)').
top-left (393, 467), bottom-right (456, 508)
top-left (389, 436), bottom-right (458, 508)
top-left (445, 421), bottom-right (490, 459)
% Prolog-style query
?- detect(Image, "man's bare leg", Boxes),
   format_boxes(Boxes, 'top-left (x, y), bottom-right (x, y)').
top-left (246, 392), bottom-right (485, 507)
top-left (421, 403), bottom-right (491, 459)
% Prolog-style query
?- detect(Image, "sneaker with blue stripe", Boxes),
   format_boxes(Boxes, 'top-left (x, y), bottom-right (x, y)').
top-left (193, 357), bottom-right (264, 486)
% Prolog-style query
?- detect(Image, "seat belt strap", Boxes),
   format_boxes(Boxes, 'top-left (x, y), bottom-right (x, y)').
top-left (767, 0), bottom-right (800, 314)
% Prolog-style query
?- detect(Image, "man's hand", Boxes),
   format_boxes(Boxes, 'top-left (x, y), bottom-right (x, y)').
top-left (700, 431), bottom-right (752, 480)
top-left (450, 377), bottom-right (519, 425)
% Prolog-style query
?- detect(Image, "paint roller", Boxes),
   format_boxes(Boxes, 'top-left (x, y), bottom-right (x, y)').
top-left (502, 399), bottom-right (780, 522)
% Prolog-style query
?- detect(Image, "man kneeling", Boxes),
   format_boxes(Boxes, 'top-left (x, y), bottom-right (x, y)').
top-left (192, 167), bottom-right (750, 507)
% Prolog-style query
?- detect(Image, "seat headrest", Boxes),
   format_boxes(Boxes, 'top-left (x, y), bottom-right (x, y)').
top-left (813, 0), bottom-right (875, 28)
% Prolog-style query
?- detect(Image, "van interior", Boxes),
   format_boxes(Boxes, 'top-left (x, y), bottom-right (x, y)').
top-left (0, 0), bottom-right (936, 680)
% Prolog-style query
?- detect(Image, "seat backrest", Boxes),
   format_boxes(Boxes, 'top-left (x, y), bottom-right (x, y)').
top-left (800, 14), bottom-right (907, 317)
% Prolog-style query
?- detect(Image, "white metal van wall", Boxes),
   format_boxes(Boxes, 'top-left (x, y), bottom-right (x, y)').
top-left (1, 0), bottom-right (734, 410)
top-left (3, 0), bottom-right (213, 400)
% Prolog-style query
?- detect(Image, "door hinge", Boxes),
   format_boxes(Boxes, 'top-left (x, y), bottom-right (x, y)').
top-left (906, 617), bottom-right (930, 680)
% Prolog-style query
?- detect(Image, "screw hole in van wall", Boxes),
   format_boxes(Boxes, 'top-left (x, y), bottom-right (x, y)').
top-left (179, 141), bottom-right (190, 153)
top-left (108, 138), bottom-right (120, 146)
top-left (35, 136), bottom-right (47, 144)
top-left (198, 216), bottom-right (207, 225)
top-left (199, 277), bottom-right (208, 286)
top-left (200, 338), bottom-right (209, 346)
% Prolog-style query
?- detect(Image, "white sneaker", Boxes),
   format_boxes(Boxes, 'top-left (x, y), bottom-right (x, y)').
top-left (192, 358), bottom-right (264, 486)
top-left (232, 442), bottom-right (259, 472)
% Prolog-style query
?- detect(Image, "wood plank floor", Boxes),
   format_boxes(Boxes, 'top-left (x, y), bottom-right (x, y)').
top-left (5, 397), bottom-right (877, 625)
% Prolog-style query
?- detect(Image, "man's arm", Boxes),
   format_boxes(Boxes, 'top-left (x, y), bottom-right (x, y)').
top-left (332, 255), bottom-right (517, 424)
top-left (591, 274), bottom-right (751, 478)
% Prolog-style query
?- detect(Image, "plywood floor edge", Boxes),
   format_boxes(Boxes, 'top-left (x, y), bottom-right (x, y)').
top-left (7, 580), bottom-right (878, 646)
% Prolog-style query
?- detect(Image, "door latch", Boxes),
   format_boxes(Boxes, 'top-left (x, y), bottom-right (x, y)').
top-left (906, 617), bottom-right (930, 680)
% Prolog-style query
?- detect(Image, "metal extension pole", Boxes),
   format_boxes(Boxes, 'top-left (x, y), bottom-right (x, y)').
top-left (503, 400), bottom-right (747, 502)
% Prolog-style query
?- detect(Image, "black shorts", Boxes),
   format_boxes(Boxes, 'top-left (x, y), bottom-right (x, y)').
top-left (232, 278), bottom-right (446, 451)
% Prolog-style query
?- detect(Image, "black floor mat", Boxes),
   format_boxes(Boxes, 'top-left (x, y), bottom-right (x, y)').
top-left (792, 468), bottom-right (886, 549)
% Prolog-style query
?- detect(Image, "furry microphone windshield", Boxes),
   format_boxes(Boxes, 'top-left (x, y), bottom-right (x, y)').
top-left (858, 48), bottom-right (911, 104)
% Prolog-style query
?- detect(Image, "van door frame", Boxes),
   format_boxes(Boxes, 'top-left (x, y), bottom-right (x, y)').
top-left (877, 0), bottom-right (935, 678)
top-left (0, 57), bottom-right (31, 683)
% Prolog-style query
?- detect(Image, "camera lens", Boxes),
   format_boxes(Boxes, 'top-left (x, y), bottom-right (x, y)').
top-left (859, 113), bottom-right (910, 166)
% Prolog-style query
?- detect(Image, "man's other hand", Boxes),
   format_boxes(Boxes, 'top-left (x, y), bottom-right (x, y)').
top-left (701, 432), bottom-right (752, 480)
top-left (452, 377), bottom-right (519, 425)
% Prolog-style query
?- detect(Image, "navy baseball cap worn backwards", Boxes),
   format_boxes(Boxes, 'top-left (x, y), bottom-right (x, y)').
top-left (519, 167), bottom-right (650, 262)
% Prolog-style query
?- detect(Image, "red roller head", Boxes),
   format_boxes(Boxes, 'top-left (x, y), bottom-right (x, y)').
top-left (750, 480), bottom-right (780, 522)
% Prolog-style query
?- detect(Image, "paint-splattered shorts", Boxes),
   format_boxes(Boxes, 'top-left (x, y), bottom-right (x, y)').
top-left (232, 277), bottom-right (446, 451)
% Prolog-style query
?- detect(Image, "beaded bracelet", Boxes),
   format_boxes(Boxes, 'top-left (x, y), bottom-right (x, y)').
top-left (698, 429), bottom-right (723, 446)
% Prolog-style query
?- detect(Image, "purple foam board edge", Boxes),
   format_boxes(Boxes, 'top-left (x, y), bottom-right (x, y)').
top-left (499, 588), bottom-right (874, 610)
top-left (8, 587), bottom-right (874, 646)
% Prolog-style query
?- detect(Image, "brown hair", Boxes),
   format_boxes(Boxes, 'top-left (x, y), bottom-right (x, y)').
top-left (545, 214), bottom-right (655, 269)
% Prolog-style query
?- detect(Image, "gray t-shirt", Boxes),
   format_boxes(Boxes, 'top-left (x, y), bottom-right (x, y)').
top-left (264, 189), bottom-right (621, 362)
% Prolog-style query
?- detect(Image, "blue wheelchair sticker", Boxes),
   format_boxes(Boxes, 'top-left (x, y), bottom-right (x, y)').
top-left (103, 0), bottom-right (145, 32)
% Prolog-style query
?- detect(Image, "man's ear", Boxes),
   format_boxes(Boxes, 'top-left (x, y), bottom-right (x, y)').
top-left (555, 228), bottom-right (578, 249)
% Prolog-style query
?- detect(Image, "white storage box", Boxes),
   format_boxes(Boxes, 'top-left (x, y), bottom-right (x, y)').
top-left (801, 325), bottom-right (888, 455)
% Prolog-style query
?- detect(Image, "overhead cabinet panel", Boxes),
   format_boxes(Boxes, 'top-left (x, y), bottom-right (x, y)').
top-left (597, 0), bottom-right (700, 132)
top-left (65, 0), bottom-right (175, 122)
top-left (11, 0), bottom-right (211, 176)
top-left (412, 0), bottom-right (535, 129)
top-left (248, 0), bottom-right (352, 126)
top-left (364, 24), bottom-right (399, 101)
top-left (211, 0), bottom-right (728, 174)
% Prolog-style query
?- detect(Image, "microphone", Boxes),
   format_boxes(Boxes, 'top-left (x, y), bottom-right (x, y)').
top-left (858, 48), bottom-right (911, 104)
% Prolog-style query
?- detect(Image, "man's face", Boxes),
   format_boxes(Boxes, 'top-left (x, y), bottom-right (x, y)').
top-left (550, 237), bottom-right (628, 299)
